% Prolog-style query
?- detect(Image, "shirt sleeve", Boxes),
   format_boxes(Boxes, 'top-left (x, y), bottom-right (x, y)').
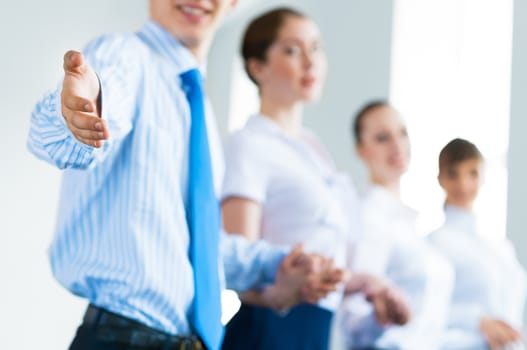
top-left (350, 223), bottom-right (392, 276)
top-left (428, 232), bottom-right (483, 333)
top-left (220, 230), bottom-right (288, 292)
top-left (27, 33), bottom-right (141, 169)
top-left (339, 200), bottom-right (394, 347)
top-left (498, 240), bottom-right (527, 327)
top-left (339, 294), bottom-right (385, 348)
top-left (221, 132), bottom-right (268, 203)
top-left (448, 302), bottom-right (485, 333)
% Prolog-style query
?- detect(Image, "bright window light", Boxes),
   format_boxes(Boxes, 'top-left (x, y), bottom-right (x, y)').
top-left (228, 55), bottom-right (259, 132)
top-left (390, 0), bottom-right (513, 238)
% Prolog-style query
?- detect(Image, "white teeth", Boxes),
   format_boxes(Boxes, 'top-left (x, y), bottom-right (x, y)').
top-left (181, 6), bottom-right (205, 15)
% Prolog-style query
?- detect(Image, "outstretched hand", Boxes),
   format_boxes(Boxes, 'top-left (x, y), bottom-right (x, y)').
top-left (61, 50), bottom-right (109, 147)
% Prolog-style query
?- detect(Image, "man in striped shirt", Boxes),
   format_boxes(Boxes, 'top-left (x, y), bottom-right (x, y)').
top-left (27, 1), bottom-right (344, 349)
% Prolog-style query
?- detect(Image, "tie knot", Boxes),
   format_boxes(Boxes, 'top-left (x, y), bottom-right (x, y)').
top-left (180, 68), bottom-right (202, 90)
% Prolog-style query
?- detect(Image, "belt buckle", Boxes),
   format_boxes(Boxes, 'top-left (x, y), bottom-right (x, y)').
top-left (178, 339), bottom-right (187, 350)
top-left (174, 337), bottom-right (191, 350)
top-left (174, 337), bottom-right (203, 350)
top-left (193, 339), bottom-right (205, 350)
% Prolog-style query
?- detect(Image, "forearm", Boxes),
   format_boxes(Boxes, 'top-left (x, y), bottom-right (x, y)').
top-left (239, 285), bottom-right (294, 313)
top-left (345, 273), bottom-right (376, 295)
top-left (221, 231), bottom-right (288, 292)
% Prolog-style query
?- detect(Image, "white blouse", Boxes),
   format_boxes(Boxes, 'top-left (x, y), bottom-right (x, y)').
top-left (428, 205), bottom-right (527, 350)
top-left (222, 114), bottom-right (359, 311)
top-left (340, 186), bottom-right (454, 350)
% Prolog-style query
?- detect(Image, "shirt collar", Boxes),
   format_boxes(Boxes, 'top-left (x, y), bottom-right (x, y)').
top-left (443, 204), bottom-right (478, 235)
top-left (245, 114), bottom-right (337, 178)
top-left (246, 114), bottom-right (310, 141)
top-left (366, 184), bottom-right (418, 221)
top-left (137, 19), bottom-right (207, 76)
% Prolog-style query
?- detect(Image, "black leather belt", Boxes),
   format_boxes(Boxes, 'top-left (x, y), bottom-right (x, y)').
top-left (83, 305), bottom-right (205, 350)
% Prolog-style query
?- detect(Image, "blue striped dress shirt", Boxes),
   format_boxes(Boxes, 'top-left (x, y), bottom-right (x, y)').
top-left (27, 20), bottom-right (285, 336)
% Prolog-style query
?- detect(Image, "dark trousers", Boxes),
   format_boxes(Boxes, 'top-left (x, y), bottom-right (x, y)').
top-left (69, 305), bottom-right (204, 350)
top-left (222, 303), bottom-right (333, 350)
top-left (69, 324), bottom-right (126, 350)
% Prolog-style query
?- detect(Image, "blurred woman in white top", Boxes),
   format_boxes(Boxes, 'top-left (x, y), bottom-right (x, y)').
top-left (428, 138), bottom-right (526, 350)
top-left (340, 101), bottom-right (454, 350)
top-left (220, 9), bottom-right (409, 350)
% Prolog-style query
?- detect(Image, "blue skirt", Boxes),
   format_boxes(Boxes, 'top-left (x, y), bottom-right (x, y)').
top-left (221, 303), bottom-right (333, 350)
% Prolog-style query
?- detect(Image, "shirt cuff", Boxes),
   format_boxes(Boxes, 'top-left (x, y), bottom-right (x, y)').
top-left (220, 231), bottom-right (289, 292)
top-left (258, 244), bottom-right (289, 287)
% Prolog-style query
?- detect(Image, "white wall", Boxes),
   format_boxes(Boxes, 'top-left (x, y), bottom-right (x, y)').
top-left (0, 2), bottom-right (147, 348)
top-left (507, 0), bottom-right (527, 323)
top-left (391, 0), bottom-right (513, 237)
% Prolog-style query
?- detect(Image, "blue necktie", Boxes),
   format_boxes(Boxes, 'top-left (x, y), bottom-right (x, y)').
top-left (180, 68), bottom-right (223, 350)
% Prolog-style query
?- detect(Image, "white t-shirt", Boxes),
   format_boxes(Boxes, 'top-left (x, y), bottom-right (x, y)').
top-left (428, 205), bottom-right (527, 350)
top-left (222, 114), bottom-right (359, 310)
top-left (340, 186), bottom-right (454, 350)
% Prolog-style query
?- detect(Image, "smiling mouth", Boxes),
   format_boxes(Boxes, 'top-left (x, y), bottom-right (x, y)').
top-left (177, 4), bottom-right (211, 17)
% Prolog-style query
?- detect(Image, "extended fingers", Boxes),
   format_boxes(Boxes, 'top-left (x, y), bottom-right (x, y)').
top-left (62, 92), bottom-right (97, 114)
top-left (62, 109), bottom-right (109, 147)
top-left (63, 108), bottom-right (107, 133)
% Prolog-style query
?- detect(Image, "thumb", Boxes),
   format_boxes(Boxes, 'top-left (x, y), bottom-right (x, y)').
top-left (63, 50), bottom-right (85, 75)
